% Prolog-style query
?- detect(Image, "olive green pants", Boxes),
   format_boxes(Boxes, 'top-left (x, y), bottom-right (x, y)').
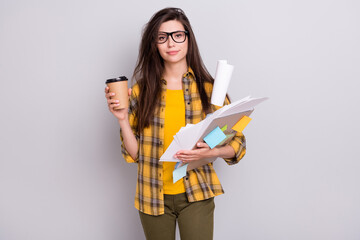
top-left (139, 193), bottom-right (215, 240)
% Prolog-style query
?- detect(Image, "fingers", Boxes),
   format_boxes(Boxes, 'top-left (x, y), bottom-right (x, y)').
top-left (107, 99), bottom-right (119, 105)
top-left (109, 105), bottom-right (120, 111)
top-left (175, 154), bottom-right (192, 162)
top-left (178, 155), bottom-right (192, 160)
top-left (175, 150), bottom-right (190, 156)
top-left (105, 90), bottom-right (119, 110)
top-left (105, 87), bottom-right (131, 99)
top-left (179, 155), bottom-right (196, 163)
top-left (105, 92), bottom-right (115, 100)
top-left (107, 96), bottom-right (120, 109)
top-left (196, 142), bottom-right (210, 149)
top-left (175, 151), bottom-right (194, 161)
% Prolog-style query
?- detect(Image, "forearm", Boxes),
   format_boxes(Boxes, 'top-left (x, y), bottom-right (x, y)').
top-left (118, 118), bottom-right (138, 160)
top-left (212, 144), bottom-right (235, 159)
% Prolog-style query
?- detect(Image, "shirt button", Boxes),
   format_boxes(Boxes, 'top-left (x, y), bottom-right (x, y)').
top-left (159, 141), bottom-right (162, 145)
top-left (159, 173), bottom-right (162, 177)
top-left (185, 177), bottom-right (189, 180)
top-left (185, 89), bottom-right (189, 91)
top-left (187, 102), bottom-right (190, 105)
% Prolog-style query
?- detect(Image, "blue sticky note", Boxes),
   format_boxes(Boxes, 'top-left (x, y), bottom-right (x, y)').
top-left (173, 164), bottom-right (188, 183)
top-left (203, 126), bottom-right (227, 149)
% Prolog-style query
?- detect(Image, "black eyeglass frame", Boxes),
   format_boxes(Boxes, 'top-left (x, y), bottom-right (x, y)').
top-left (157, 31), bottom-right (189, 44)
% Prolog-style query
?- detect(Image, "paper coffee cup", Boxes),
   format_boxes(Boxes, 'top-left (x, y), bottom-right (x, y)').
top-left (106, 76), bottom-right (129, 110)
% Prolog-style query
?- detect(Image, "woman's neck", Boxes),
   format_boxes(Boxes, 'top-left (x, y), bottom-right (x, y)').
top-left (163, 61), bottom-right (188, 90)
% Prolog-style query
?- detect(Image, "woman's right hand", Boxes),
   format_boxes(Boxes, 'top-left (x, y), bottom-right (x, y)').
top-left (105, 86), bottom-right (132, 121)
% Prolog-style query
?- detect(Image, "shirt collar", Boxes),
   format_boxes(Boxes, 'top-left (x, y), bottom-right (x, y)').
top-left (183, 67), bottom-right (195, 79)
top-left (161, 67), bottom-right (195, 85)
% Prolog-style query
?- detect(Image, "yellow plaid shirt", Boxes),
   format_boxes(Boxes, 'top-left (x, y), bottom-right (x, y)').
top-left (120, 69), bottom-right (246, 216)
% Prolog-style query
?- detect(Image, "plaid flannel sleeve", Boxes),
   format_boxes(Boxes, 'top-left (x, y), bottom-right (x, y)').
top-left (223, 131), bottom-right (246, 165)
top-left (215, 96), bottom-right (247, 165)
top-left (120, 85), bottom-right (140, 163)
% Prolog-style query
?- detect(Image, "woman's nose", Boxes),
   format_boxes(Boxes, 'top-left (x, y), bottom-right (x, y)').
top-left (167, 37), bottom-right (175, 47)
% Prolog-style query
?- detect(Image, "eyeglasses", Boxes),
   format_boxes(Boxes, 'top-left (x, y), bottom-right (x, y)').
top-left (157, 31), bottom-right (188, 44)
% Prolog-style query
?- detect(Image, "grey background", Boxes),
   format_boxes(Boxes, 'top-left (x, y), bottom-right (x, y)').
top-left (1, 0), bottom-right (359, 239)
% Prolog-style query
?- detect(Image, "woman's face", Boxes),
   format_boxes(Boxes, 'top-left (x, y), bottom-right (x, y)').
top-left (156, 20), bottom-right (188, 65)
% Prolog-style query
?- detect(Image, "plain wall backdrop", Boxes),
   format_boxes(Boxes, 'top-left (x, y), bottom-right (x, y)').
top-left (1, 0), bottom-right (359, 239)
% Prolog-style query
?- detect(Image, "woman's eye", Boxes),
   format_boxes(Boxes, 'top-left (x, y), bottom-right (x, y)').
top-left (175, 33), bottom-right (183, 38)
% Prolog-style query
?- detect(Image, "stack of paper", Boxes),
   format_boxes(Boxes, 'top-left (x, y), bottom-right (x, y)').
top-left (160, 96), bottom-right (268, 166)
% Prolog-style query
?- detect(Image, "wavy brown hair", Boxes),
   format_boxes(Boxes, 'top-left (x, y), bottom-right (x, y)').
top-left (133, 7), bottom-right (216, 133)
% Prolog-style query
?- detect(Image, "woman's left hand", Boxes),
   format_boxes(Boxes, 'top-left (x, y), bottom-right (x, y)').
top-left (174, 141), bottom-right (215, 163)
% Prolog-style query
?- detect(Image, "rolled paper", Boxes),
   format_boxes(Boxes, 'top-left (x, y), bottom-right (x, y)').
top-left (214, 60), bottom-right (228, 80)
top-left (211, 60), bottom-right (234, 106)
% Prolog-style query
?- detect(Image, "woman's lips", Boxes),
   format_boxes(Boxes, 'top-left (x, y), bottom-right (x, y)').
top-left (167, 50), bottom-right (179, 55)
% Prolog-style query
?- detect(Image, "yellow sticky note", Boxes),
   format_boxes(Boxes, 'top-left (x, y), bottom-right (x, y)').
top-left (221, 125), bottom-right (227, 131)
top-left (232, 116), bottom-right (252, 133)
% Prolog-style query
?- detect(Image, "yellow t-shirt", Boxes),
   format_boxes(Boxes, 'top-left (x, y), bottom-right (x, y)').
top-left (163, 89), bottom-right (186, 194)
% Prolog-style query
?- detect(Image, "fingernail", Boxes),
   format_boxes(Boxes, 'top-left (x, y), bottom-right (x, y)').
top-left (116, 104), bottom-right (120, 106)
top-left (116, 100), bottom-right (119, 103)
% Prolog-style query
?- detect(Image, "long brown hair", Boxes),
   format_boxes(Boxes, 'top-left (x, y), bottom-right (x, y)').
top-left (133, 7), bottom-right (215, 133)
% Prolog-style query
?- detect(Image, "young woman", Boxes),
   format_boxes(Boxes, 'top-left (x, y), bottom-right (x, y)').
top-left (105, 7), bottom-right (246, 240)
